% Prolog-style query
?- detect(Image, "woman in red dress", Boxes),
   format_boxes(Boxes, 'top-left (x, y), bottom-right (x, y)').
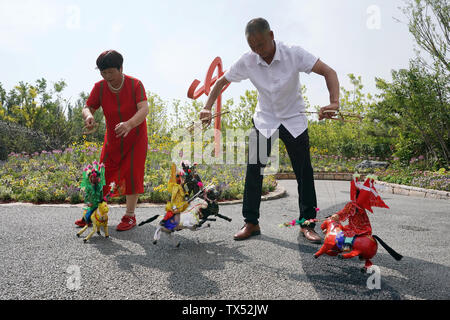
top-left (75, 50), bottom-right (149, 231)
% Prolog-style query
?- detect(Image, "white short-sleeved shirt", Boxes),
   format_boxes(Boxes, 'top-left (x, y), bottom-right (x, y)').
top-left (225, 40), bottom-right (319, 138)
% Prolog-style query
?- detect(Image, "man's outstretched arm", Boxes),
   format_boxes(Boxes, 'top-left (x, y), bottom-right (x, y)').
top-left (199, 76), bottom-right (231, 126)
top-left (311, 59), bottom-right (340, 120)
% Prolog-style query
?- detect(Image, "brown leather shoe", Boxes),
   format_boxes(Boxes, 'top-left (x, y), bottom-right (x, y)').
top-left (234, 223), bottom-right (261, 241)
top-left (300, 226), bottom-right (322, 244)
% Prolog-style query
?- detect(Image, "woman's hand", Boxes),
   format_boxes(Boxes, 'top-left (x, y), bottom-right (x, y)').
top-left (85, 115), bottom-right (97, 130)
top-left (115, 121), bottom-right (132, 138)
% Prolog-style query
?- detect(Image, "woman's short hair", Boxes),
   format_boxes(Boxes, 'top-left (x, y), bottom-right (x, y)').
top-left (96, 50), bottom-right (123, 71)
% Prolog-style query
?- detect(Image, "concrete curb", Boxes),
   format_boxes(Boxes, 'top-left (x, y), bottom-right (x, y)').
top-left (376, 181), bottom-right (449, 200)
top-left (0, 185), bottom-right (288, 208)
top-left (276, 172), bottom-right (368, 181)
top-left (276, 172), bottom-right (449, 200)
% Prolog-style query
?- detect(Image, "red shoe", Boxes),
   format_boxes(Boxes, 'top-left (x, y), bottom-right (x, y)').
top-left (75, 218), bottom-right (91, 228)
top-left (116, 215), bottom-right (136, 231)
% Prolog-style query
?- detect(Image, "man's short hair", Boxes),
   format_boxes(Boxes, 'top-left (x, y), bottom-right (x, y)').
top-left (96, 50), bottom-right (123, 71)
top-left (245, 18), bottom-right (271, 36)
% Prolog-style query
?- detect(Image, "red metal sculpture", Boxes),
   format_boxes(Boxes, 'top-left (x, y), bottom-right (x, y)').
top-left (187, 57), bottom-right (231, 157)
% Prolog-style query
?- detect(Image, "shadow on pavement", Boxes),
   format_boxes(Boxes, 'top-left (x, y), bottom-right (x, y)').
top-left (92, 224), bottom-right (249, 298)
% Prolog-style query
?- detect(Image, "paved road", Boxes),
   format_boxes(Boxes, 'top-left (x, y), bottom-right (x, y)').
top-left (0, 180), bottom-right (449, 300)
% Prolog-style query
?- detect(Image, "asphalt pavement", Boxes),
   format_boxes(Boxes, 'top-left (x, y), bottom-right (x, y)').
top-left (0, 180), bottom-right (449, 300)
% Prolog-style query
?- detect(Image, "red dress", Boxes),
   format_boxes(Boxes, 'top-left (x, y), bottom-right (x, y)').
top-left (86, 75), bottom-right (148, 195)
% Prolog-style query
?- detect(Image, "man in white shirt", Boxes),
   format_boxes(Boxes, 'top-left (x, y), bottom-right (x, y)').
top-left (200, 18), bottom-right (340, 243)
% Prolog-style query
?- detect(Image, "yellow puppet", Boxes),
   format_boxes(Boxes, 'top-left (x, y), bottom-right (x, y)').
top-left (160, 163), bottom-right (189, 227)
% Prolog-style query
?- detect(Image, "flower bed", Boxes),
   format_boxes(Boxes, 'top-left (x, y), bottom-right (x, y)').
top-left (0, 140), bottom-right (277, 204)
top-left (278, 147), bottom-right (449, 192)
top-left (374, 167), bottom-right (450, 192)
top-left (1, 137), bottom-right (447, 204)
top-left (279, 151), bottom-right (384, 174)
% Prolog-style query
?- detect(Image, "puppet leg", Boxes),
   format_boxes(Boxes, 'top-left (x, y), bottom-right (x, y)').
top-left (314, 244), bottom-right (332, 258)
top-left (104, 225), bottom-right (109, 238)
top-left (84, 225), bottom-right (97, 242)
top-left (340, 250), bottom-right (361, 259)
top-left (153, 226), bottom-right (162, 244)
top-left (168, 232), bottom-right (181, 248)
top-left (77, 225), bottom-right (89, 238)
top-left (358, 259), bottom-right (374, 273)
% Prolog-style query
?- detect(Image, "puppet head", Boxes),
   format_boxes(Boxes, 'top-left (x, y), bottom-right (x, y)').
top-left (352, 174), bottom-right (389, 213)
top-left (81, 161), bottom-right (106, 190)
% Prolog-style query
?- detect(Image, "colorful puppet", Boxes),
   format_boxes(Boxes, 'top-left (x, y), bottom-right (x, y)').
top-left (77, 201), bottom-right (110, 242)
top-left (314, 174), bottom-right (403, 272)
top-left (139, 162), bottom-right (232, 247)
top-left (76, 164), bottom-right (116, 242)
top-left (74, 161), bottom-right (107, 227)
top-left (159, 163), bottom-right (191, 229)
top-left (75, 161), bottom-right (116, 229)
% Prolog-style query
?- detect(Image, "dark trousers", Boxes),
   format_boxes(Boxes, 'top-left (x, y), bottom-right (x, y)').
top-left (242, 125), bottom-right (318, 228)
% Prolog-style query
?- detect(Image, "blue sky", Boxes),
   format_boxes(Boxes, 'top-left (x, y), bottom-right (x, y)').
top-left (0, 0), bottom-right (418, 110)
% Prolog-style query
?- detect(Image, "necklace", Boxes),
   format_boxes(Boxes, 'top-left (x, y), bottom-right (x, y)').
top-left (108, 74), bottom-right (125, 92)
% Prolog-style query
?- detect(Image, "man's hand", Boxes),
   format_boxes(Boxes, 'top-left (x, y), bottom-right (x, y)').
top-left (115, 121), bottom-right (133, 138)
top-left (199, 108), bottom-right (212, 127)
top-left (319, 102), bottom-right (340, 120)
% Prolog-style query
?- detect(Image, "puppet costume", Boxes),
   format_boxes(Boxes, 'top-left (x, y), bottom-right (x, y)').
top-left (313, 175), bottom-right (402, 271)
top-left (75, 162), bottom-right (107, 227)
top-left (334, 175), bottom-right (389, 238)
top-left (160, 164), bottom-right (189, 228)
top-left (86, 75), bottom-right (148, 196)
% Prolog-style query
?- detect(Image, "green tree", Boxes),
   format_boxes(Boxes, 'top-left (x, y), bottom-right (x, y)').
top-left (373, 59), bottom-right (449, 167)
top-left (400, 0), bottom-right (449, 71)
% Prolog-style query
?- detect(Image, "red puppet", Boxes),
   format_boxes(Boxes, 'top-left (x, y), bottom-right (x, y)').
top-left (314, 174), bottom-right (402, 272)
